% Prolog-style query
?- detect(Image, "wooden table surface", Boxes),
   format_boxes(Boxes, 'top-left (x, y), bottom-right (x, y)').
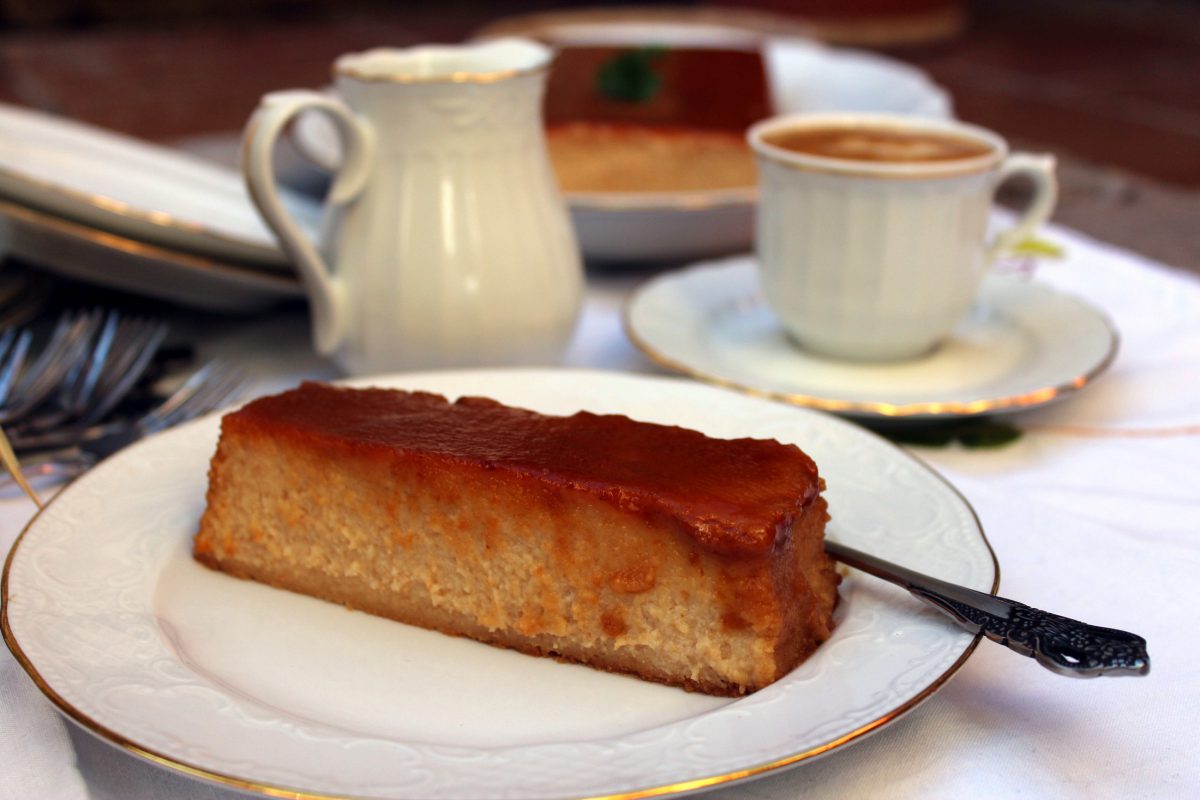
top-left (1, 0), bottom-right (1197, 271)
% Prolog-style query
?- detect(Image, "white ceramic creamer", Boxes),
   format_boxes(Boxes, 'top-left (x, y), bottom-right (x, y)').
top-left (243, 39), bottom-right (583, 374)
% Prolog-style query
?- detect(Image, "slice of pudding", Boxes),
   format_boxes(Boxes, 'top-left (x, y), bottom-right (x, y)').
top-left (194, 382), bottom-right (838, 695)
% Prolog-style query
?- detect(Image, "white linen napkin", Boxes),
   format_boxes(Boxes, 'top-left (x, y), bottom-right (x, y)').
top-left (1, 497), bottom-right (89, 800)
top-left (0, 666), bottom-right (88, 800)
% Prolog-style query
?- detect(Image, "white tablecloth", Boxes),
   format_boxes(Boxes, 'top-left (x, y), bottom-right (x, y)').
top-left (2, 221), bottom-right (1198, 800)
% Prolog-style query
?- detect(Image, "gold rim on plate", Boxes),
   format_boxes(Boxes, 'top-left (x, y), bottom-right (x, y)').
top-left (0, 151), bottom-right (287, 266)
top-left (0, 196), bottom-right (302, 294)
top-left (2, 405), bottom-right (999, 800)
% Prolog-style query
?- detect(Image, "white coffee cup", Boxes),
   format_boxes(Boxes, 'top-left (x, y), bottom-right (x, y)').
top-left (747, 113), bottom-right (1057, 362)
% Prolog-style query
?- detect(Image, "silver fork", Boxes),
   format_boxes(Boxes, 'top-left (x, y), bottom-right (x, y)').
top-left (827, 541), bottom-right (1150, 678)
top-left (77, 314), bottom-right (170, 426)
top-left (0, 326), bottom-right (34, 412)
top-left (15, 311), bottom-right (168, 434)
top-left (3, 360), bottom-right (245, 488)
top-left (1, 311), bottom-right (104, 424)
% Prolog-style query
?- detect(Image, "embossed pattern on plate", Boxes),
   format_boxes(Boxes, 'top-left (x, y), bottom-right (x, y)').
top-left (3, 370), bottom-right (996, 800)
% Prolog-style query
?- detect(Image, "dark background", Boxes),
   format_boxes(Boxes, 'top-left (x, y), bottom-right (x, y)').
top-left (2, 0), bottom-right (1197, 269)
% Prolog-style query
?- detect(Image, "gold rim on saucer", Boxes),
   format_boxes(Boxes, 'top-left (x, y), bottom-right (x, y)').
top-left (623, 268), bottom-right (1121, 419)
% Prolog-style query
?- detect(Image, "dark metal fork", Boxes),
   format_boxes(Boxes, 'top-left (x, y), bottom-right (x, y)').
top-left (827, 541), bottom-right (1150, 678)
top-left (16, 310), bottom-right (169, 434)
top-left (0, 310), bottom-right (103, 425)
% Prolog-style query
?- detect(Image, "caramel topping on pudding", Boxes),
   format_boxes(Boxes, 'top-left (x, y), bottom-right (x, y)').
top-left (231, 382), bottom-right (819, 558)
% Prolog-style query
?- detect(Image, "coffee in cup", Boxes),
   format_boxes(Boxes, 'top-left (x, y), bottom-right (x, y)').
top-left (747, 113), bottom-right (1056, 362)
top-left (760, 126), bottom-right (994, 164)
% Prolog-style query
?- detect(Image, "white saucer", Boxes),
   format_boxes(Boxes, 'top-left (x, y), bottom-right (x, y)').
top-left (0, 197), bottom-right (303, 313)
top-left (294, 34), bottom-right (950, 263)
top-left (625, 258), bottom-right (1119, 420)
top-left (0, 102), bottom-right (320, 267)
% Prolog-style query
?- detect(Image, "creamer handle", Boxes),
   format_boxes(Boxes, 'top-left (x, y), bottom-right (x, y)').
top-left (242, 90), bottom-right (374, 355)
top-left (986, 152), bottom-right (1057, 263)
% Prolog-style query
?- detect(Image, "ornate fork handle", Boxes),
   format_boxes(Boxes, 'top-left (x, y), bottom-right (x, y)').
top-left (826, 541), bottom-right (1150, 678)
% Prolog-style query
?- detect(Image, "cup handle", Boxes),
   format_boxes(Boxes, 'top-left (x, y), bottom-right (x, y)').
top-left (242, 90), bottom-right (374, 356)
top-left (985, 152), bottom-right (1058, 263)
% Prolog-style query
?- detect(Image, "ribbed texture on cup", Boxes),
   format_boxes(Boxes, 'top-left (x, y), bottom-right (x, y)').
top-left (756, 161), bottom-right (991, 361)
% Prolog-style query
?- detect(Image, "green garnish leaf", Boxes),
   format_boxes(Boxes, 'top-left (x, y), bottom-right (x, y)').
top-left (881, 418), bottom-right (1023, 449)
top-left (596, 46), bottom-right (667, 104)
top-left (956, 421), bottom-right (1024, 448)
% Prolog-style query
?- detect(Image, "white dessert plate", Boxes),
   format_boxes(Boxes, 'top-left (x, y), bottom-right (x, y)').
top-left (3, 369), bottom-right (996, 800)
top-left (293, 34), bottom-right (950, 263)
top-left (626, 259), bottom-right (1119, 420)
top-left (0, 102), bottom-right (320, 267)
top-left (0, 196), bottom-right (304, 313)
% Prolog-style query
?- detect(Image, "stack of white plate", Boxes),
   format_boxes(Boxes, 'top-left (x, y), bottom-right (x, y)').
top-left (0, 102), bottom-right (311, 313)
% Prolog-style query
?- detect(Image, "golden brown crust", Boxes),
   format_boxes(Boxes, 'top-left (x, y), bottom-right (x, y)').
top-left (194, 384), bottom-right (839, 695)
